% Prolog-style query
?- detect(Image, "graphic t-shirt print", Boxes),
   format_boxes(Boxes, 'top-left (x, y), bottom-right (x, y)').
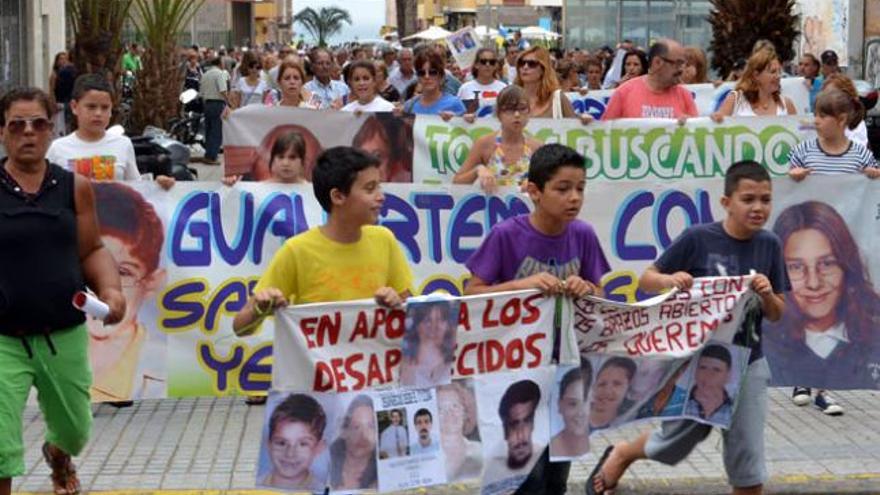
top-left (70, 155), bottom-right (117, 180)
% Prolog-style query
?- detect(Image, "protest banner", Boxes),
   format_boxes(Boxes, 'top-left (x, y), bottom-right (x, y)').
top-left (764, 175), bottom-right (880, 390)
top-left (271, 291), bottom-right (557, 393)
top-left (96, 175), bottom-right (880, 401)
top-left (475, 77), bottom-right (812, 118)
top-left (222, 105), bottom-right (415, 182)
top-left (412, 115), bottom-right (815, 183)
top-left (447, 27), bottom-right (480, 69)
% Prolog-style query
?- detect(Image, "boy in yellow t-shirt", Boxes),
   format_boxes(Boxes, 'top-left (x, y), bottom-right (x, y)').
top-left (233, 146), bottom-right (413, 336)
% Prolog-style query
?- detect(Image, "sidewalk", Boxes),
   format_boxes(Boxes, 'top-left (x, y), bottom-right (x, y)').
top-left (12, 388), bottom-right (880, 494)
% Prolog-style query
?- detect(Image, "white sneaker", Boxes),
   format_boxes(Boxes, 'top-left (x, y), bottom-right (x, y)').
top-left (791, 387), bottom-right (811, 406)
top-left (815, 392), bottom-right (844, 416)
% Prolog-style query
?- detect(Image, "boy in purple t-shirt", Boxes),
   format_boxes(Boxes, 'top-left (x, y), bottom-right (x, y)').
top-left (465, 143), bottom-right (611, 495)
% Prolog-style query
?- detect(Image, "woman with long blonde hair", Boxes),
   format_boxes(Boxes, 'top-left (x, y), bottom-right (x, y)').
top-left (712, 47), bottom-right (796, 119)
top-left (514, 46), bottom-right (582, 120)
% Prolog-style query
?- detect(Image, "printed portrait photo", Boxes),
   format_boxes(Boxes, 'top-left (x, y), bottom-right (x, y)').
top-left (437, 379), bottom-right (482, 482)
top-left (400, 300), bottom-right (458, 388)
top-left (377, 408), bottom-right (409, 459)
top-left (549, 359), bottom-right (591, 460)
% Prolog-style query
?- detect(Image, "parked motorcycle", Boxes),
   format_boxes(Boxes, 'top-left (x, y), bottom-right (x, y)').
top-left (167, 89), bottom-right (205, 148)
top-left (110, 124), bottom-right (198, 181)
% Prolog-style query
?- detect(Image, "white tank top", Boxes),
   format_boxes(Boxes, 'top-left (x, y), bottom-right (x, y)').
top-left (731, 91), bottom-right (788, 116)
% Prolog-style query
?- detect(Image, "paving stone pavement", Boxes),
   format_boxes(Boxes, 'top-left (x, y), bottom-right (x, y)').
top-left (11, 388), bottom-right (880, 494)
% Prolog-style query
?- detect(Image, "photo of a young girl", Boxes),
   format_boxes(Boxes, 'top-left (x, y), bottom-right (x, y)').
top-left (764, 200), bottom-right (880, 389)
top-left (264, 130), bottom-right (309, 184)
top-left (352, 113), bottom-right (414, 182)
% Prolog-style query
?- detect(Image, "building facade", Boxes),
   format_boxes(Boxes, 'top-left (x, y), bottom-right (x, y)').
top-left (564, 0), bottom-right (711, 50)
top-left (0, 0), bottom-right (65, 93)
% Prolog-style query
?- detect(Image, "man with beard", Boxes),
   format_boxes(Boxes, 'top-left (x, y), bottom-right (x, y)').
top-left (410, 408), bottom-right (439, 455)
top-left (483, 380), bottom-right (543, 494)
top-left (601, 39), bottom-right (697, 120)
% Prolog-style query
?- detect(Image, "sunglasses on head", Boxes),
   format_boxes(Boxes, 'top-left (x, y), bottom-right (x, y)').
top-left (477, 58), bottom-right (497, 66)
top-left (416, 68), bottom-right (440, 78)
top-left (517, 59), bottom-right (542, 69)
top-left (5, 117), bottom-right (52, 134)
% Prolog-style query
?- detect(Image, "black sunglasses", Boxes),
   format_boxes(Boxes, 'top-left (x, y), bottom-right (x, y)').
top-left (5, 117), bottom-right (53, 134)
top-left (477, 58), bottom-right (498, 66)
top-left (517, 59), bottom-right (542, 69)
top-left (416, 68), bottom-right (441, 78)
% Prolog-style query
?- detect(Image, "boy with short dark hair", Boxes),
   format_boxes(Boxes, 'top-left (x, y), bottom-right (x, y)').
top-left (46, 74), bottom-right (174, 188)
top-left (233, 145), bottom-right (412, 334)
top-left (261, 393), bottom-right (328, 491)
top-left (465, 143), bottom-right (611, 494)
top-left (588, 160), bottom-right (788, 495)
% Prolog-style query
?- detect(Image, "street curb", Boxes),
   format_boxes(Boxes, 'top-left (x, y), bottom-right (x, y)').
top-left (14, 474), bottom-right (880, 495)
top-left (584, 472), bottom-right (880, 494)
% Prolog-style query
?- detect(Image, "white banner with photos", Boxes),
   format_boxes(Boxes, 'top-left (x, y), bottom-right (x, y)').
top-left (262, 281), bottom-right (758, 493)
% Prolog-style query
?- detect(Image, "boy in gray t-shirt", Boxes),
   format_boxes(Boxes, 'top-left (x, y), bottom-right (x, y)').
top-left (588, 160), bottom-right (789, 495)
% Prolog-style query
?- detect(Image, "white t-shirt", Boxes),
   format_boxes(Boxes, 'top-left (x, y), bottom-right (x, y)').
top-left (236, 77), bottom-right (270, 106)
top-left (47, 132), bottom-right (140, 181)
top-left (342, 96), bottom-right (395, 112)
top-left (457, 79), bottom-right (508, 101)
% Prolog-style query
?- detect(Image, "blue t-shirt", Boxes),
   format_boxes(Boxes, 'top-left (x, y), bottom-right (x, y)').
top-left (654, 222), bottom-right (790, 363)
top-left (406, 94), bottom-right (467, 116)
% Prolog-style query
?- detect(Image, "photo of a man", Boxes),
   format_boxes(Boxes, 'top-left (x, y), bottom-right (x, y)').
top-left (378, 408), bottom-right (408, 459)
top-left (481, 377), bottom-right (548, 494)
top-left (684, 344), bottom-right (736, 426)
top-left (410, 408), bottom-right (439, 455)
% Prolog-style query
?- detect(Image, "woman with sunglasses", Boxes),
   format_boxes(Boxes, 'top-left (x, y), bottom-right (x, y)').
top-left (0, 87), bottom-right (125, 495)
top-left (453, 85), bottom-right (541, 193)
top-left (401, 51), bottom-right (466, 120)
top-left (233, 51), bottom-right (272, 108)
top-left (457, 48), bottom-right (507, 111)
top-left (514, 46), bottom-right (591, 123)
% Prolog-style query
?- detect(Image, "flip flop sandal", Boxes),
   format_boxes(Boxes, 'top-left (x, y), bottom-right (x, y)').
top-left (585, 445), bottom-right (617, 495)
top-left (42, 442), bottom-right (81, 495)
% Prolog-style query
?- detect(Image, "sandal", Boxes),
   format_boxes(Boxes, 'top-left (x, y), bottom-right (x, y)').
top-left (42, 442), bottom-right (81, 495)
top-left (585, 445), bottom-right (616, 495)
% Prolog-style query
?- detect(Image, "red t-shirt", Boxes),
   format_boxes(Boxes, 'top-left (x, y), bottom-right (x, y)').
top-left (602, 76), bottom-right (698, 120)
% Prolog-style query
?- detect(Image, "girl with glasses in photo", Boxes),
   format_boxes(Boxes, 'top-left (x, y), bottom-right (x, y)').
top-left (765, 201), bottom-right (880, 400)
top-left (453, 85), bottom-right (542, 193)
top-left (780, 87), bottom-right (880, 415)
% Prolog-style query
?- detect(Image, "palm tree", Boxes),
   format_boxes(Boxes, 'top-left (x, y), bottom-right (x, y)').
top-left (293, 7), bottom-right (352, 47)
top-left (66, 0), bottom-right (134, 76)
top-left (128, 0), bottom-right (204, 134)
top-left (708, 0), bottom-right (800, 78)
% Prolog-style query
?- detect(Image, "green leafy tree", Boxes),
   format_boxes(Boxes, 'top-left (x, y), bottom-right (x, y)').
top-left (293, 6), bottom-right (352, 47)
top-left (128, 0), bottom-right (204, 134)
top-left (708, 0), bottom-right (800, 78)
top-left (67, 0), bottom-right (134, 76)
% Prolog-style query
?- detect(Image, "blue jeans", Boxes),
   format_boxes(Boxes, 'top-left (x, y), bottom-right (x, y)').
top-left (203, 99), bottom-right (225, 161)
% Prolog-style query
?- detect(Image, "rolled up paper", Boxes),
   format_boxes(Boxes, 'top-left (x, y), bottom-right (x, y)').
top-left (72, 291), bottom-right (110, 320)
